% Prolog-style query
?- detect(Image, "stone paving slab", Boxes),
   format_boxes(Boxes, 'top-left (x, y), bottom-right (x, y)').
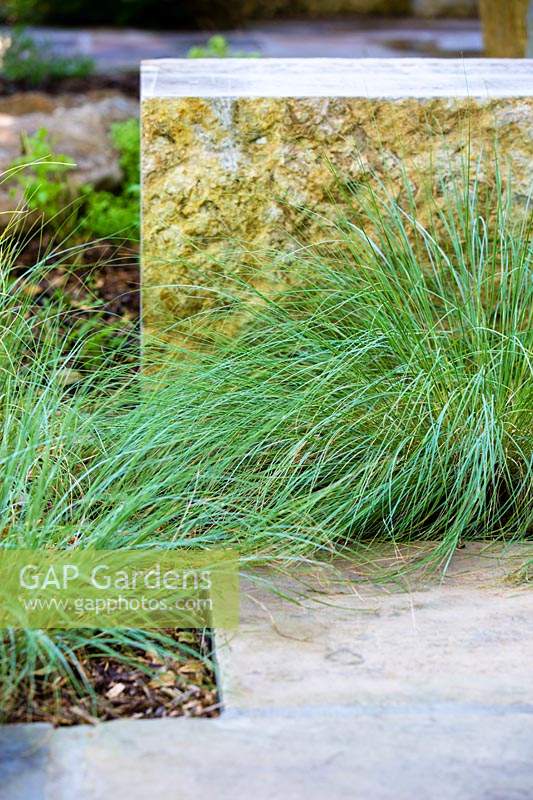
top-left (0, 723), bottom-right (49, 800)
top-left (2, 706), bottom-right (533, 800)
top-left (0, 545), bottom-right (531, 799)
top-left (216, 545), bottom-right (533, 711)
top-left (0, 18), bottom-right (482, 72)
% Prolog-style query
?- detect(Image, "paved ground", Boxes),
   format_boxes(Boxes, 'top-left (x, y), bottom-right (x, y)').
top-left (1, 544), bottom-right (531, 799)
top-left (0, 18), bottom-right (483, 72)
top-left (216, 545), bottom-right (533, 710)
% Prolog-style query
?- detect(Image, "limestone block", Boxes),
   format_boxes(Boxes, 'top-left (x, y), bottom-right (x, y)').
top-left (141, 59), bottom-right (533, 338)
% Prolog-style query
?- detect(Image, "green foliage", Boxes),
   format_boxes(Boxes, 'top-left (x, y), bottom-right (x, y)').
top-left (130, 169), bottom-right (531, 570)
top-left (0, 0), bottom-right (279, 28)
top-left (80, 188), bottom-right (139, 239)
top-left (187, 35), bottom-right (260, 59)
top-left (2, 0), bottom-right (197, 26)
top-left (81, 120), bottom-right (140, 239)
top-left (10, 128), bottom-right (76, 222)
top-left (0, 231), bottom-right (201, 719)
top-left (110, 117), bottom-right (140, 188)
top-left (1, 0), bottom-right (45, 24)
top-left (3, 166), bottom-right (531, 567)
top-left (10, 120), bottom-right (140, 240)
top-left (0, 0), bottom-right (411, 28)
top-left (0, 27), bottom-right (94, 86)
top-left (0, 164), bottom-right (530, 715)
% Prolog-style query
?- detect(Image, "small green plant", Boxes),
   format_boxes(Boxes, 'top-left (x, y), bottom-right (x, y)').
top-left (0, 27), bottom-right (94, 86)
top-left (81, 118), bottom-right (140, 239)
top-left (10, 120), bottom-right (140, 239)
top-left (10, 128), bottom-right (76, 222)
top-left (109, 117), bottom-right (140, 188)
top-left (187, 34), bottom-right (260, 59)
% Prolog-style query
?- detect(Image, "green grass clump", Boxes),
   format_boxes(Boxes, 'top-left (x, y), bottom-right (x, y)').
top-left (0, 166), bottom-right (531, 716)
top-left (0, 231), bottom-right (192, 720)
top-left (3, 169), bottom-right (531, 565)
top-left (132, 170), bottom-right (531, 568)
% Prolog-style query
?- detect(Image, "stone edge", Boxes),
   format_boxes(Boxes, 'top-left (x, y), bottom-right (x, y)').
top-left (141, 58), bottom-right (533, 99)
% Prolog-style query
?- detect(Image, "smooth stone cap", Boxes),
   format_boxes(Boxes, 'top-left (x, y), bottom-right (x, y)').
top-left (141, 58), bottom-right (533, 100)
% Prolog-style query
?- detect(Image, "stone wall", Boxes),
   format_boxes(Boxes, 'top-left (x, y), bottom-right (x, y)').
top-left (142, 60), bottom-right (533, 339)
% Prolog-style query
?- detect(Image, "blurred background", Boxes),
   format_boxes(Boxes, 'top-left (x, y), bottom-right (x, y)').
top-left (0, 0), bottom-right (486, 78)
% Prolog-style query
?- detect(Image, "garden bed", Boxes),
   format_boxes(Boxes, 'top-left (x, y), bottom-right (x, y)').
top-left (3, 630), bottom-right (219, 726)
top-left (4, 231), bottom-right (222, 727)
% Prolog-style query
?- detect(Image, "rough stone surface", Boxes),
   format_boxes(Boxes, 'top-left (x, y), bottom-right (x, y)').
top-left (0, 91), bottom-right (138, 221)
top-left (142, 60), bottom-right (533, 335)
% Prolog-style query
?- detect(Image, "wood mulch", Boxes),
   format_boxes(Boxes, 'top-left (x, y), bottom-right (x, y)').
top-left (4, 630), bottom-right (220, 726)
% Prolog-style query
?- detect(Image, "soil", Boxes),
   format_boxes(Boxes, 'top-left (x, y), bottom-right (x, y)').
top-left (0, 72), bottom-right (140, 99)
top-left (15, 234), bottom-right (140, 332)
top-left (3, 629), bottom-right (220, 726)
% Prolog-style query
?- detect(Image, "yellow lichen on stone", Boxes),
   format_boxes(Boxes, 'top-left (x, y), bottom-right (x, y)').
top-left (142, 96), bottom-right (533, 339)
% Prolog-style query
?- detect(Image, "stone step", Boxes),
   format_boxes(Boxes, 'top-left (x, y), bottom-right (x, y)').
top-left (2, 705), bottom-right (533, 800)
top-left (215, 544), bottom-right (533, 712)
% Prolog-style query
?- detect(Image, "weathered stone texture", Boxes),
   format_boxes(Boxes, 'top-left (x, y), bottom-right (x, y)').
top-left (142, 94), bottom-right (533, 336)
